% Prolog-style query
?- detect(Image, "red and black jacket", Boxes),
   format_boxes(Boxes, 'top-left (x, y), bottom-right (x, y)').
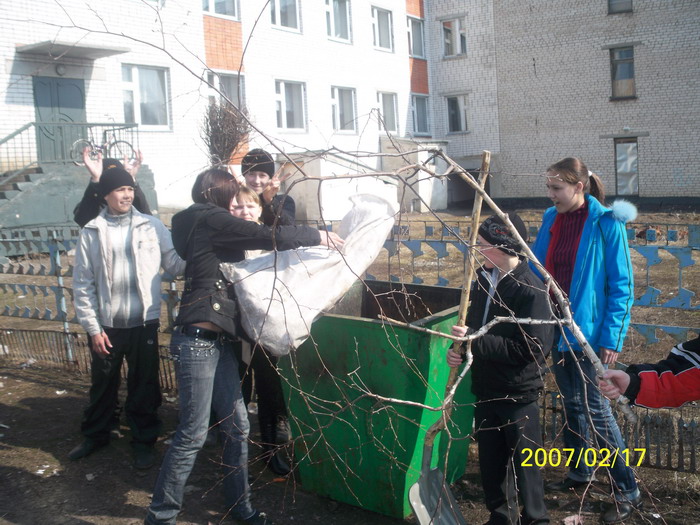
top-left (624, 336), bottom-right (700, 408)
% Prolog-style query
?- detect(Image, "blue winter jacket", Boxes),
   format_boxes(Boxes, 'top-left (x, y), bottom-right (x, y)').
top-left (531, 195), bottom-right (636, 353)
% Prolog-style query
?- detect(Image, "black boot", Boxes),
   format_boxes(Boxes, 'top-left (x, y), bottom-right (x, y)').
top-left (275, 416), bottom-right (291, 444)
top-left (260, 423), bottom-right (290, 476)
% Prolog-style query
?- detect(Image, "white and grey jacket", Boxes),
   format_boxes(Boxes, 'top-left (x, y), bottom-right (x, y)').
top-left (73, 207), bottom-right (185, 336)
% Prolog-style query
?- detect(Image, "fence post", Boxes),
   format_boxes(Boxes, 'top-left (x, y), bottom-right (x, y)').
top-left (50, 231), bottom-right (74, 362)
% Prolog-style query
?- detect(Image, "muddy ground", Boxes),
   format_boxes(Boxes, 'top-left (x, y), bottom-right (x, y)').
top-left (1, 363), bottom-right (699, 525)
top-left (1, 206), bottom-right (699, 524)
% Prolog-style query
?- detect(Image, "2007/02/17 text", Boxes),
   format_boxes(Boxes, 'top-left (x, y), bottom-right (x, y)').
top-left (521, 448), bottom-right (647, 468)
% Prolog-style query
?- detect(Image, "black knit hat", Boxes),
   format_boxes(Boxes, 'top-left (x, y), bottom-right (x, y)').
top-left (241, 149), bottom-right (275, 178)
top-left (102, 158), bottom-right (125, 171)
top-left (478, 214), bottom-right (527, 256)
top-left (99, 167), bottom-right (135, 197)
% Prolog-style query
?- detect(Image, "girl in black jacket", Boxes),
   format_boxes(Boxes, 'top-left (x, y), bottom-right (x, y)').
top-left (145, 169), bottom-right (343, 525)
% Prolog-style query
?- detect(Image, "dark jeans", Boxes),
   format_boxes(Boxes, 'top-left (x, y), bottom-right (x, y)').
top-left (475, 399), bottom-right (549, 525)
top-left (552, 348), bottom-right (639, 501)
top-left (146, 332), bottom-right (253, 524)
top-left (80, 324), bottom-right (161, 448)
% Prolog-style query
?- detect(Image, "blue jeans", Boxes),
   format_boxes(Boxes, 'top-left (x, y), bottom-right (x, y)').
top-left (145, 332), bottom-right (253, 524)
top-left (552, 349), bottom-right (639, 501)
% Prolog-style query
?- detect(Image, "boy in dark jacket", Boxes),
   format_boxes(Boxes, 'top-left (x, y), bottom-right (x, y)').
top-left (449, 213), bottom-right (552, 525)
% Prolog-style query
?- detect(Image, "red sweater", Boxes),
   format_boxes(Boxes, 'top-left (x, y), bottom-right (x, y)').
top-left (545, 202), bottom-right (588, 295)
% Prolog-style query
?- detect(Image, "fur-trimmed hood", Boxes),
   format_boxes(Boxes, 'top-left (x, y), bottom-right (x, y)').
top-left (531, 193), bottom-right (635, 353)
top-left (610, 199), bottom-right (638, 223)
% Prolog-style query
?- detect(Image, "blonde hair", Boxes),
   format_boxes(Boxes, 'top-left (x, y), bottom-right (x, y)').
top-left (235, 185), bottom-right (262, 206)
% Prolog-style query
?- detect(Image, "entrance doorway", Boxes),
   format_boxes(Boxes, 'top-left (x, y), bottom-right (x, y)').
top-left (33, 76), bottom-right (86, 163)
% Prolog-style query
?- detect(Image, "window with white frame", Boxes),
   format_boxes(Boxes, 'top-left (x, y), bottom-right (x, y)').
top-left (407, 16), bottom-right (425, 58)
top-left (446, 95), bottom-right (468, 132)
top-left (207, 72), bottom-right (245, 108)
top-left (377, 92), bottom-right (398, 133)
top-left (442, 17), bottom-right (467, 57)
top-left (331, 86), bottom-right (357, 132)
top-left (615, 137), bottom-right (639, 195)
top-left (275, 80), bottom-right (306, 129)
top-left (202, 0), bottom-right (238, 18)
top-left (372, 6), bottom-right (393, 51)
top-left (326, 0), bottom-right (351, 42)
top-left (122, 64), bottom-right (170, 128)
top-left (271, 0), bottom-right (299, 30)
top-left (610, 46), bottom-right (635, 98)
top-left (411, 94), bottom-right (429, 135)
top-left (608, 0), bottom-right (632, 14)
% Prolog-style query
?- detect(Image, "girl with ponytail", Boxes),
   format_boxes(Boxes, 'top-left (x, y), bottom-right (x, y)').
top-left (531, 157), bottom-right (642, 523)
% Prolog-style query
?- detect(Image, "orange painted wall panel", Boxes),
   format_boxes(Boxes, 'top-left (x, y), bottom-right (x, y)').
top-left (203, 16), bottom-right (244, 71)
top-left (406, 0), bottom-right (424, 18)
top-left (410, 58), bottom-right (429, 94)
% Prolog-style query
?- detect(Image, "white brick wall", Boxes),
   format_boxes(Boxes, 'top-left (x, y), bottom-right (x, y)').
top-left (425, 0), bottom-right (700, 199)
top-left (5, 1), bottom-right (695, 208)
top-left (1, 1), bottom-right (423, 209)
top-left (424, 0), bottom-right (501, 163)
top-left (490, 0), bottom-right (700, 198)
top-left (239, 1), bottom-right (413, 167)
top-left (1, 0), bottom-right (210, 209)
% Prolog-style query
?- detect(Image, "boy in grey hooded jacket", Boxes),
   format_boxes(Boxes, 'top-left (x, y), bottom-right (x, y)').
top-left (70, 167), bottom-right (184, 468)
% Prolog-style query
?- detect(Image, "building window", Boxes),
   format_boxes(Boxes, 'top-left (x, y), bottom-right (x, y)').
top-left (447, 95), bottom-right (468, 132)
top-left (407, 16), bottom-right (424, 58)
top-left (372, 6), bottom-right (393, 51)
top-left (608, 0), bottom-right (633, 14)
top-left (443, 17), bottom-right (467, 57)
top-left (331, 86), bottom-right (357, 132)
top-left (271, 0), bottom-right (299, 30)
top-left (610, 46), bottom-right (635, 98)
top-left (202, 0), bottom-right (238, 19)
top-left (411, 94), bottom-right (429, 135)
top-left (122, 64), bottom-right (170, 128)
top-left (615, 138), bottom-right (638, 195)
top-left (275, 80), bottom-right (305, 129)
top-left (207, 72), bottom-right (245, 108)
top-left (377, 92), bottom-right (398, 133)
top-left (326, 0), bottom-right (351, 42)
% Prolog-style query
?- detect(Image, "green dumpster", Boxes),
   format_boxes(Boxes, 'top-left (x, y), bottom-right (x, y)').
top-left (278, 281), bottom-right (475, 519)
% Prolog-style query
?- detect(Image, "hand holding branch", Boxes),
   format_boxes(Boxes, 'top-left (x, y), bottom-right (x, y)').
top-left (599, 369), bottom-right (631, 401)
top-left (447, 325), bottom-right (471, 367)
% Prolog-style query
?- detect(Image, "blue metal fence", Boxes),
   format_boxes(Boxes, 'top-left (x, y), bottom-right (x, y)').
top-left (1, 222), bottom-right (698, 338)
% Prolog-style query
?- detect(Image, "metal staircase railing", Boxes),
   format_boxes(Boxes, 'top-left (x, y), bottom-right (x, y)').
top-left (0, 122), bottom-right (139, 174)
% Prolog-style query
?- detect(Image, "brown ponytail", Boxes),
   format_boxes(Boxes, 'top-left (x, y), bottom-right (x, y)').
top-left (587, 173), bottom-right (606, 205)
top-left (546, 157), bottom-right (606, 205)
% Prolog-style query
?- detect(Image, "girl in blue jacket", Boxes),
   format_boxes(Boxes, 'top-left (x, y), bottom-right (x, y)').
top-left (531, 157), bottom-right (641, 524)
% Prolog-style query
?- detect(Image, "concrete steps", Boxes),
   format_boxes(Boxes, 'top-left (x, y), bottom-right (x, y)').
top-left (0, 163), bottom-right (157, 228)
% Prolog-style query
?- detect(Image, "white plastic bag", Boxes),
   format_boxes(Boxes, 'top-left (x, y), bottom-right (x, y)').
top-left (220, 194), bottom-right (396, 355)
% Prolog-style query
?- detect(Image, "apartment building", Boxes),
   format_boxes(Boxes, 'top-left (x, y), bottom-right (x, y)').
top-left (1, 1), bottom-right (697, 227)
top-left (425, 0), bottom-right (700, 200)
top-left (0, 0), bottom-right (442, 224)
